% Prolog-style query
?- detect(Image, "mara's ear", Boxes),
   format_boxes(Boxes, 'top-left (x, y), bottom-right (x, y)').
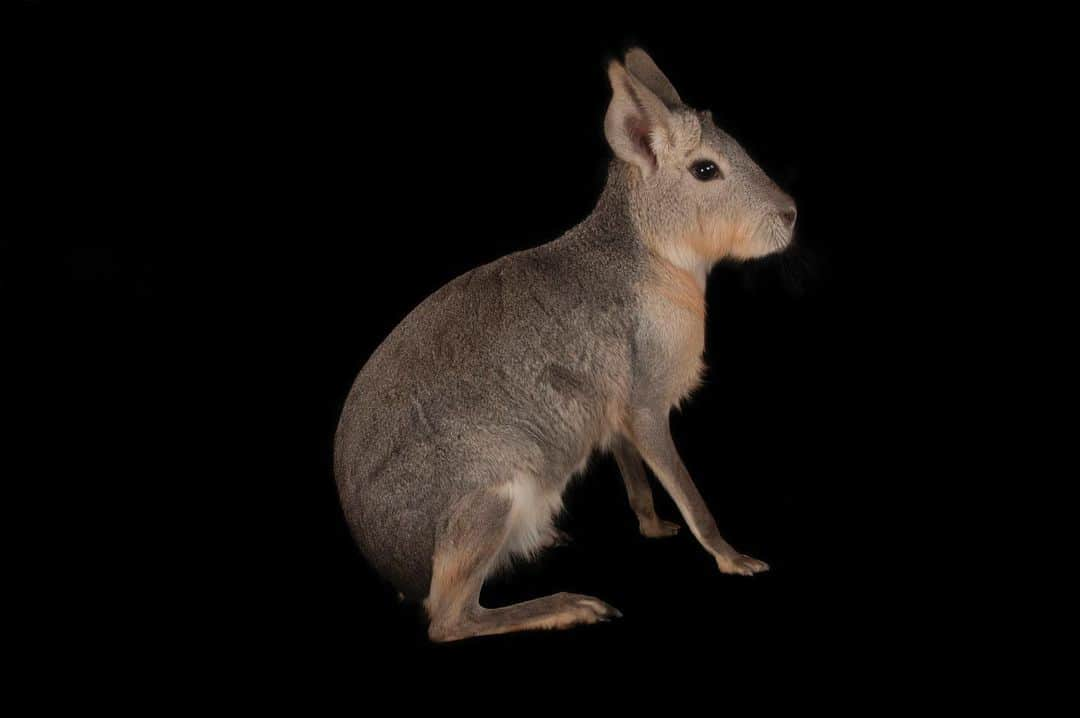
top-left (604, 60), bottom-right (676, 177)
top-left (625, 48), bottom-right (682, 108)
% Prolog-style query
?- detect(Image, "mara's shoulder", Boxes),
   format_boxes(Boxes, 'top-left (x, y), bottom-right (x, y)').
top-left (494, 228), bottom-right (646, 281)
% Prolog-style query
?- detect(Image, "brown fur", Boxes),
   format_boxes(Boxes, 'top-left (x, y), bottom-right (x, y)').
top-left (647, 250), bottom-right (707, 320)
top-left (692, 207), bottom-right (757, 262)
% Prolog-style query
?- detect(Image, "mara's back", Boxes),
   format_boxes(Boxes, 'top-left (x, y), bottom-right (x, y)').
top-left (334, 215), bottom-right (644, 598)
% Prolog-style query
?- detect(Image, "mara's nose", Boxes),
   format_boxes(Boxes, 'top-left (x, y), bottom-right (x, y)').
top-left (780, 206), bottom-right (797, 229)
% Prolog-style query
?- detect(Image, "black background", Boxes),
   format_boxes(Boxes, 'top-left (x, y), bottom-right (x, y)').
top-left (8, 1), bottom-right (1029, 694)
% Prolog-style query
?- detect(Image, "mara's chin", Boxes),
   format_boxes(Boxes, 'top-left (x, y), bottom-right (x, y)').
top-left (730, 233), bottom-right (793, 260)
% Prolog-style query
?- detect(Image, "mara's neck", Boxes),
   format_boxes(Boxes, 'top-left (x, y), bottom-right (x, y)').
top-left (572, 161), bottom-right (713, 295)
top-left (647, 240), bottom-right (711, 294)
top-left (611, 162), bottom-right (713, 293)
top-left (567, 161), bottom-right (637, 248)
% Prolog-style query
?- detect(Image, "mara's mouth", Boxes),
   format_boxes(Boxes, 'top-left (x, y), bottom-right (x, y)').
top-left (763, 212), bottom-right (795, 253)
top-left (724, 213), bottom-right (793, 260)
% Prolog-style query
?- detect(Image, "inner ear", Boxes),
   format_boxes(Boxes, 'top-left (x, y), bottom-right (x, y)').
top-left (620, 76), bottom-right (671, 169)
top-left (604, 60), bottom-right (676, 175)
top-left (624, 115), bottom-right (656, 171)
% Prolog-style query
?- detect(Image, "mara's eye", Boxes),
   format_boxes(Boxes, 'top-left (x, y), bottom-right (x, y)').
top-left (690, 160), bottom-right (722, 181)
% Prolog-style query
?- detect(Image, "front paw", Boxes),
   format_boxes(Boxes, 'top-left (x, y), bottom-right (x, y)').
top-left (716, 552), bottom-right (770, 576)
top-left (639, 517), bottom-right (681, 538)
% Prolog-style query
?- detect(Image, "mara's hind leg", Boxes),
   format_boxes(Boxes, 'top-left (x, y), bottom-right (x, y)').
top-left (424, 485), bottom-right (621, 643)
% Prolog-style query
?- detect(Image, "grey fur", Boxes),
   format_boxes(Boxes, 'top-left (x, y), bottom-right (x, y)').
top-left (334, 48), bottom-right (795, 640)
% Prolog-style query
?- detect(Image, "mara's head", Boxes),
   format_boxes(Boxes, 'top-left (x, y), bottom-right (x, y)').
top-left (604, 48), bottom-right (796, 264)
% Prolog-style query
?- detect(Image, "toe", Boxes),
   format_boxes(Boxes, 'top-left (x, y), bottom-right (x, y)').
top-left (578, 597), bottom-right (622, 621)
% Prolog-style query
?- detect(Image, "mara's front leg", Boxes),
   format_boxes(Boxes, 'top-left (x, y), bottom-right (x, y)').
top-left (626, 408), bottom-right (769, 576)
top-left (613, 435), bottom-right (681, 538)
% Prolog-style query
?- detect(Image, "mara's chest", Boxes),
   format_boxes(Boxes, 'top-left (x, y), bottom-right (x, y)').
top-left (636, 269), bottom-right (708, 408)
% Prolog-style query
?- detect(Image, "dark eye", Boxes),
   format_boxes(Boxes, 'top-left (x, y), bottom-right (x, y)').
top-left (690, 160), bottom-right (722, 181)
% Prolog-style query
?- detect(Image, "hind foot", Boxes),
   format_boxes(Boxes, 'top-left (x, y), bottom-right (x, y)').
top-left (429, 592), bottom-right (622, 643)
